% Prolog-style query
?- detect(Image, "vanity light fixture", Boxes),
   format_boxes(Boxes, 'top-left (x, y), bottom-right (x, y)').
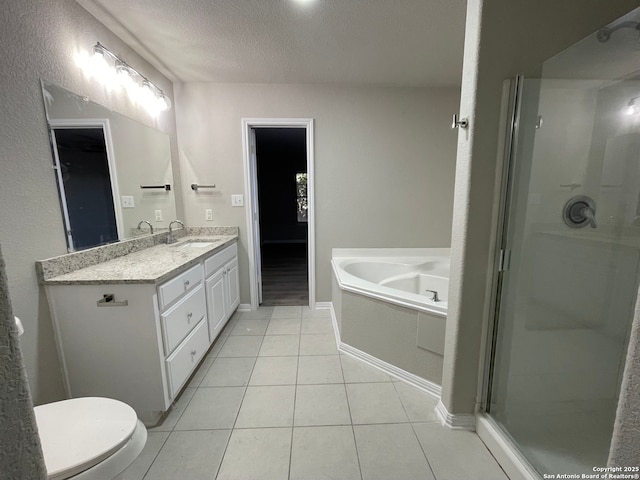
top-left (77, 42), bottom-right (172, 116)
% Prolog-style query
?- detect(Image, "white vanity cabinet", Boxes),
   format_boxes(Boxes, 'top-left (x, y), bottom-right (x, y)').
top-left (204, 243), bottom-right (240, 342)
top-left (45, 239), bottom-right (239, 425)
top-left (157, 264), bottom-right (209, 398)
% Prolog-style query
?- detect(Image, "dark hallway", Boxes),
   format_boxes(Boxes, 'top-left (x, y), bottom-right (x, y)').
top-left (255, 128), bottom-right (308, 306)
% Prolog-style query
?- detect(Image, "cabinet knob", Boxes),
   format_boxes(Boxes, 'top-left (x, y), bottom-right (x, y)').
top-left (191, 349), bottom-right (197, 356)
top-left (184, 280), bottom-right (190, 287)
top-left (187, 312), bottom-right (193, 322)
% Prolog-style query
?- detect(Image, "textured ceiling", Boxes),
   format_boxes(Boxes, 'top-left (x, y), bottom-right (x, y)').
top-left (76, 0), bottom-right (466, 86)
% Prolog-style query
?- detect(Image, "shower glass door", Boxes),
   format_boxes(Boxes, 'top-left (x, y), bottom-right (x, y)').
top-left (487, 7), bottom-right (640, 476)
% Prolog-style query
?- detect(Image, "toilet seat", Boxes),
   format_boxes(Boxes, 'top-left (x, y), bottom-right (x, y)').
top-left (35, 397), bottom-right (144, 480)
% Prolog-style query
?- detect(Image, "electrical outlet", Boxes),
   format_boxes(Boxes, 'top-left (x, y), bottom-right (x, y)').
top-left (121, 196), bottom-right (135, 208)
top-left (205, 209), bottom-right (213, 221)
top-left (231, 194), bottom-right (244, 207)
top-left (154, 210), bottom-right (163, 222)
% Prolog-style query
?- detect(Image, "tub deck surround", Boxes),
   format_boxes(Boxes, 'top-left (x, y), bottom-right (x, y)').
top-left (36, 226), bottom-right (239, 285)
top-left (331, 248), bottom-right (450, 394)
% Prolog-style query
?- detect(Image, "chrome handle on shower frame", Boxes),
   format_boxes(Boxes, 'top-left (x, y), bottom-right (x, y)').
top-left (451, 114), bottom-right (468, 129)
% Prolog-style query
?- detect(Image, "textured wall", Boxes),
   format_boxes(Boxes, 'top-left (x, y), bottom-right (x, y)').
top-left (0, 244), bottom-right (47, 479)
top-left (0, 0), bottom-right (179, 404)
top-left (175, 83), bottom-right (460, 305)
top-left (442, 0), bottom-right (640, 415)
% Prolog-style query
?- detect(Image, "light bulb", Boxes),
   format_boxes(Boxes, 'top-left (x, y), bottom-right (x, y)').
top-left (91, 45), bottom-right (110, 77)
top-left (157, 93), bottom-right (171, 111)
top-left (625, 98), bottom-right (639, 116)
top-left (140, 81), bottom-right (154, 100)
top-left (115, 64), bottom-right (134, 90)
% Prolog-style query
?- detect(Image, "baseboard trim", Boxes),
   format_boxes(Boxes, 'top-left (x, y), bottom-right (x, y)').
top-left (238, 304), bottom-right (252, 312)
top-left (340, 342), bottom-right (442, 399)
top-left (327, 302), bottom-right (441, 400)
top-left (315, 301), bottom-right (332, 310)
top-left (435, 400), bottom-right (476, 431)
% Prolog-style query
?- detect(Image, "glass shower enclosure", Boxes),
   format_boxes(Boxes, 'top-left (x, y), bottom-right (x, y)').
top-left (487, 7), bottom-right (640, 476)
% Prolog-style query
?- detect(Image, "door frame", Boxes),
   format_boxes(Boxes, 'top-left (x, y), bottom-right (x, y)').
top-left (481, 76), bottom-right (524, 411)
top-left (241, 118), bottom-right (315, 310)
top-left (49, 118), bottom-right (124, 251)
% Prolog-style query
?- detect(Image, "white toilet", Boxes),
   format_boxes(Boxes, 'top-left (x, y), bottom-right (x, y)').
top-left (16, 318), bottom-right (147, 479)
top-left (34, 397), bottom-right (147, 480)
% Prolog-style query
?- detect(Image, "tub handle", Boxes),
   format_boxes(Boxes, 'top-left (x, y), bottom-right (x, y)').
top-left (425, 290), bottom-right (439, 302)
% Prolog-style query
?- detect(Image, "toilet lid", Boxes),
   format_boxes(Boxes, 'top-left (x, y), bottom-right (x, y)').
top-left (34, 397), bottom-right (138, 480)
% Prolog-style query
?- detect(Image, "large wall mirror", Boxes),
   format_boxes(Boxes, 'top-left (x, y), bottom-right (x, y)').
top-left (41, 81), bottom-right (177, 251)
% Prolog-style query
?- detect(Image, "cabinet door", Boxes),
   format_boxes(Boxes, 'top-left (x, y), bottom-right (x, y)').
top-left (206, 268), bottom-right (227, 343)
top-left (225, 257), bottom-right (240, 313)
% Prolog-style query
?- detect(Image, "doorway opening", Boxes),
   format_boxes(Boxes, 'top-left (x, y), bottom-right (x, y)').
top-left (255, 128), bottom-right (308, 306)
top-left (49, 120), bottom-right (123, 251)
top-left (242, 118), bottom-right (315, 310)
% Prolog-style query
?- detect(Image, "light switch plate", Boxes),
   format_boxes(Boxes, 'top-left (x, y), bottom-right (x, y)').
top-left (231, 194), bottom-right (244, 207)
top-left (154, 210), bottom-right (163, 221)
top-left (121, 196), bottom-right (135, 208)
top-left (205, 209), bottom-right (213, 221)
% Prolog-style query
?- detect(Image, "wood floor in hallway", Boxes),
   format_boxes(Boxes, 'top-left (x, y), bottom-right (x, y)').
top-left (260, 243), bottom-right (308, 306)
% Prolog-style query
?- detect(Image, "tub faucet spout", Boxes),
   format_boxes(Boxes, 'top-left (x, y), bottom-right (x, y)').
top-left (425, 290), bottom-right (439, 302)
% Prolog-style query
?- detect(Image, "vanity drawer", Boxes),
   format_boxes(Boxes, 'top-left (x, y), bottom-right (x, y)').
top-left (158, 264), bottom-right (203, 309)
top-left (161, 284), bottom-right (206, 355)
top-left (205, 243), bottom-right (237, 277)
top-left (165, 318), bottom-right (209, 398)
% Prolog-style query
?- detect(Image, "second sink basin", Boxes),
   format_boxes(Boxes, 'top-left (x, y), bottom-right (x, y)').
top-left (177, 241), bottom-right (214, 249)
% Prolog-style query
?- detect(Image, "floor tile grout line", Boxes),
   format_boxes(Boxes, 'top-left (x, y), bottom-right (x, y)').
top-left (288, 320), bottom-right (302, 480)
top-left (140, 429), bottom-right (172, 480)
top-left (212, 330), bottom-right (266, 480)
top-left (409, 422), bottom-right (439, 480)
top-left (168, 420), bottom-right (427, 432)
top-left (392, 380), bottom-right (415, 423)
top-left (190, 333), bottom-right (229, 387)
top-left (339, 354), bottom-right (365, 480)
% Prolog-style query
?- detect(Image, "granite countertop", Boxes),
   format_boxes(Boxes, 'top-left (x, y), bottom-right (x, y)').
top-left (43, 235), bottom-right (238, 285)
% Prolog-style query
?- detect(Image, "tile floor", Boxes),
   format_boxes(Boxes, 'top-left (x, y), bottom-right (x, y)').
top-left (121, 306), bottom-right (509, 480)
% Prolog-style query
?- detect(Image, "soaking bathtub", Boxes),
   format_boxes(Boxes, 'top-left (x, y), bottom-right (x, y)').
top-left (331, 248), bottom-right (450, 317)
top-left (330, 248), bottom-right (450, 391)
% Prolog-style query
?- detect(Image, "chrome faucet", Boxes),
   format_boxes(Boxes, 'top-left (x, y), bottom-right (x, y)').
top-left (166, 220), bottom-right (185, 244)
top-left (581, 206), bottom-right (598, 228)
top-left (137, 220), bottom-right (154, 235)
top-left (425, 290), bottom-right (439, 302)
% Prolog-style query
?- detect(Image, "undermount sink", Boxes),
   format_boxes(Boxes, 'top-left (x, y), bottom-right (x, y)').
top-left (176, 241), bottom-right (214, 249)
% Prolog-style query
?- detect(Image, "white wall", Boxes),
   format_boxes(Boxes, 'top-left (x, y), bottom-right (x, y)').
top-left (175, 83), bottom-right (460, 304)
top-left (0, 0), bottom-right (179, 404)
top-left (442, 0), bottom-right (640, 415)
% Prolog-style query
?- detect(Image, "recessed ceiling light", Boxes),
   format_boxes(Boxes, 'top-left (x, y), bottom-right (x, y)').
top-left (292, 0), bottom-right (315, 5)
